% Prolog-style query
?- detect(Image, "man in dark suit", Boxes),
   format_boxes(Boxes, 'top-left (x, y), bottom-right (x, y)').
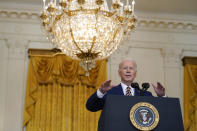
top-left (86, 59), bottom-right (165, 112)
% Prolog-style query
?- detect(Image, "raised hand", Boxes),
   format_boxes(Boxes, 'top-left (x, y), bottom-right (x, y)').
top-left (99, 80), bottom-right (116, 94)
top-left (151, 82), bottom-right (165, 97)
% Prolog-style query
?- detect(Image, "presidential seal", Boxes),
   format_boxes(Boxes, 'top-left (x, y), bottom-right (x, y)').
top-left (129, 102), bottom-right (159, 131)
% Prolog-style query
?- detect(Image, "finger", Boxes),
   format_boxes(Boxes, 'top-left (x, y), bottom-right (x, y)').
top-left (151, 83), bottom-right (158, 93)
top-left (103, 80), bottom-right (111, 87)
top-left (157, 82), bottom-right (163, 87)
top-left (105, 80), bottom-right (111, 85)
top-left (151, 83), bottom-right (157, 88)
top-left (106, 81), bottom-right (112, 87)
top-left (157, 82), bottom-right (164, 89)
top-left (103, 80), bottom-right (110, 84)
top-left (101, 80), bottom-right (110, 89)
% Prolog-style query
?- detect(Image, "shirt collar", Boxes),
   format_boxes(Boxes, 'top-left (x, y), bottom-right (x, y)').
top-left (120, 82), bottom-right (135, 95)
top-left (120, 82), bottom-right (130, 90)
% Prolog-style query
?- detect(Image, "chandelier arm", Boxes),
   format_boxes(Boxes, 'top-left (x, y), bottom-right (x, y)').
top-left (102, 28), bottom-right (119, 52)
top-left (107, 28), bottom-right (120, 50)
top-left (108, 28), bottom-right (121, 53)
top-left (89, 36), bottom-right (96, 53)
top-left (67, 6), bottom-right (84, 54)
top-left (69, 28), bottom-right (84, 53)
top-left (89, 7), bottom-right (99, 53)
top-left (112, 28), bottom-right (119, 40)
top-left (94, 7), bottom-right (100, 34)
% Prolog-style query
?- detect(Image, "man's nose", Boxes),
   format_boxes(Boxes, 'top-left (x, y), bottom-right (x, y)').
top-left (126, 68), bottom-right (131, 72)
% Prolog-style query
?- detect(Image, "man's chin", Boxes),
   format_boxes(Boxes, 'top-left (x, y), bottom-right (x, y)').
top-left (124, 79), bottom-right (133, 83)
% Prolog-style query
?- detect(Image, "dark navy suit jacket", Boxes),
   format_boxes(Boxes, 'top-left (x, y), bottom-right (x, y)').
top-left (86, 84), bottom-right (152, 112)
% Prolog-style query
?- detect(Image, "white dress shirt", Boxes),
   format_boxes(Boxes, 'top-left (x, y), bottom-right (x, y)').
top-left (121, 82), bottom-right (135, 96)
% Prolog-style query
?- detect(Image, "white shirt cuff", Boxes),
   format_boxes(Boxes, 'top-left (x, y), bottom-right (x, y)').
top-left (162, 94), bottom-right (167, 97)
top-left (97, 89), bottom-right (106, 98)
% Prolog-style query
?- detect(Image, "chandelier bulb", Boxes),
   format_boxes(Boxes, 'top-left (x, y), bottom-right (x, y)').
top-left (132, 0), bottom-right (135, 15)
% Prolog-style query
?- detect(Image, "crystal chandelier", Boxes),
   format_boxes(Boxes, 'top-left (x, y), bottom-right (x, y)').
top-left (41, 0), bottom-right (137, 76)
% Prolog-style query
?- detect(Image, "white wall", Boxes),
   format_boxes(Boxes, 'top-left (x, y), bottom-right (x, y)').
top-left (0, 6), bottom-right (197, 131)
top-left (0, 40), bottom-right (8, 131)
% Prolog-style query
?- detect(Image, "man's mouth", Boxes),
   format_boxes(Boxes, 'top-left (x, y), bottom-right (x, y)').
top-left (125, 75), bottom-right (131, 77)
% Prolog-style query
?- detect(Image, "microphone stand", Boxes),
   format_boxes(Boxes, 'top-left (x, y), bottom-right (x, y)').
top-left (141, 83), bottom-right (150, 96)
top-left (131, 82), bottom-right (142, 96)
top-left (131, 82), bottom-right (150, 96)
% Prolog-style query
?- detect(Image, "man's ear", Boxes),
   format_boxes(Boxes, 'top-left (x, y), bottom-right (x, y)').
top-left (135, 73), bottom-right (137, 78)
top-left (118, 69), bottom-right (121, 76)
top-left (134, 70), bottom-right (137, 77)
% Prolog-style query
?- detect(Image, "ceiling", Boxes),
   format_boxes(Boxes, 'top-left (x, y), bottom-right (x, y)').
top-left (0, 0), bottom-right (197, 17)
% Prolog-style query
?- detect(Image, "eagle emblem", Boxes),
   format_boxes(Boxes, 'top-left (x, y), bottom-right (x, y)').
top-left (130, 102), bottom-right (159, 131)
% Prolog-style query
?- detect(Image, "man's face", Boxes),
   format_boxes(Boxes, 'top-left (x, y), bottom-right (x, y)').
top-left (118, 60), bottom-right (137, 85)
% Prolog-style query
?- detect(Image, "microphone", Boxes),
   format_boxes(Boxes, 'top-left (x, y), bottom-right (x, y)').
top-left (131, 82), bottom-right (143, 96)
top-left (131, 82), bottom-right (140, 90)
top-left (141, 83), bottom-right (150, 91)
top-left (131, 82), bottom-right (150, 96)
top-left (140, 83), bottom-right (150, 96)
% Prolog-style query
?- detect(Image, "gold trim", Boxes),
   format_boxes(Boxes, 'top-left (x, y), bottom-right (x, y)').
top-left (124, 9), bottom-right (132, 15)
top-left (96, 0), bottom-right (104, 5)
top-left (130, 102), bottom-right (159, 131)
top-left (76, 52), bottom-right (99, 59)
top-left (78, 0), bottom-right (85, 5)
top-left (117, 16), bottom-right (124, 23)
top-left (112, 3), bottom-right (120, 9)
top-left (28, 48), bottom-right (64, 57)
top-left (182, 57), bottom-right (197, 66)
top-left (40, 12), bottom-right (48, 20)
top-left (59, 2), bottom-right (67, 8)
top-left (47, 5), bottom-right (58, 13)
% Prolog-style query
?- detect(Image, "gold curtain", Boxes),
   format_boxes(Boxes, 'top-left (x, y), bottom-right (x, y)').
top-left (183, 57), bottom-right (197, 131)
top-left (23, 49), bottom-right (107, 131)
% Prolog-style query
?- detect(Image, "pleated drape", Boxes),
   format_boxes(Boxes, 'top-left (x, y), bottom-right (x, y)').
top-left (23, 53), bottom-right (106, 131)
top-left (183, 59), bottom-right (197, 131)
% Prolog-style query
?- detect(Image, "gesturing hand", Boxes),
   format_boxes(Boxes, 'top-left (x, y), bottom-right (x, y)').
top-left (99, 80), bottom-right (116, 94)
top-left (151, 82), bottom-right (165, 97)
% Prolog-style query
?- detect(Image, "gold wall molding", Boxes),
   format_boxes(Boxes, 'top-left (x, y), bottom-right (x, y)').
top-left (182, 57), bottom-right (197, 66)
top-left (138, 20), bottom-right (197, 30)
top-left (0, 11), bottom-right (39, 20)
top-left (0, 10), bottom-right (197, 31)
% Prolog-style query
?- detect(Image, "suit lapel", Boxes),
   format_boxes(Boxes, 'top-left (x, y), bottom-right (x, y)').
top-left (116, 84), bottom-right (124, 95)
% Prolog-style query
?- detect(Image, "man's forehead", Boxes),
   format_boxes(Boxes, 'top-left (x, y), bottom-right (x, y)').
top-left (119, 59), bottom-right (137, 69)
top-left (120, 60), bottom-right (135, 67)
top-left (122, 63), bottom-right (135, 67)
top-left (122, 60), bottom-right (135, 65)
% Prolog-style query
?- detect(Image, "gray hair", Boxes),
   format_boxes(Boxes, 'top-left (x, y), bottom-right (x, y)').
top-left (118, 59), bottom-right (137, 70)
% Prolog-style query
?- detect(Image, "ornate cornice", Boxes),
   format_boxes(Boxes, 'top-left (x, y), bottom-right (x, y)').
top-left (0, 11), bottom-right (39, 20)
top-left (0, 10), bottom-right (196, 32)
top-left (1, 10), bottom-right (197, 31)
top-left (138, 20), bottom-right (197, 31)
